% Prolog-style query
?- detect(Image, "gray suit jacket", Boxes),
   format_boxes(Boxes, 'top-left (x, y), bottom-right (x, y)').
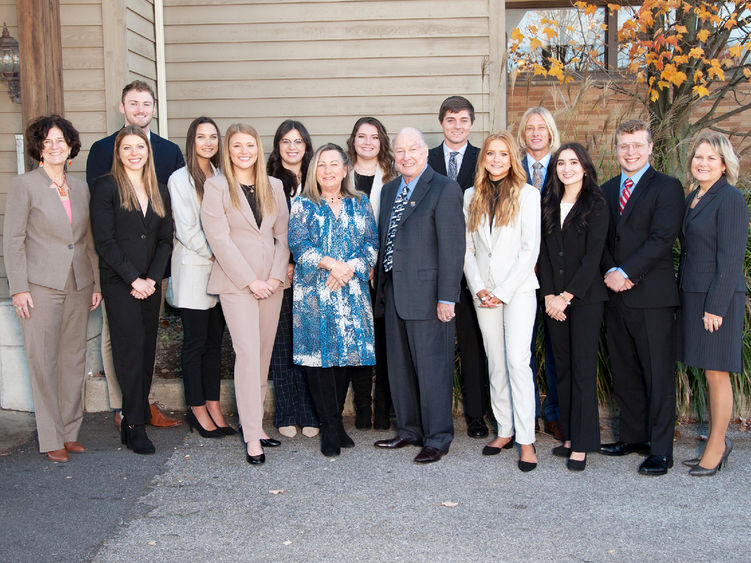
top-left (3, 167), bottom-right (99, 296)
top-left (374, 165), bottom-right (465, 320)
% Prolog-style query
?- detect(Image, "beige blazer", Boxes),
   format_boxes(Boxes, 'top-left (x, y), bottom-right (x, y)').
top-left (463, 183), bottom-right (540, 304)
top-left (167, 165), bottom-right (219, 309)
top-left (200, 175), bottom-right (289, 294)
top-left (3, 167), bottom-right (100, 295)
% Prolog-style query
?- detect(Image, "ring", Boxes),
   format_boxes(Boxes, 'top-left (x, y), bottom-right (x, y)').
top-left (16, 306), bottom-right (21, 310)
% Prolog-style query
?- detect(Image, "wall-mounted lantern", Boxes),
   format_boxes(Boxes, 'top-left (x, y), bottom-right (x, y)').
top-left (0, 22), bottom-right (20, 104)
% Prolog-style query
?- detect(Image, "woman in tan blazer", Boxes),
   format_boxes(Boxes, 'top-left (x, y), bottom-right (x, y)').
top-left (201, 123), bottom-right (290, 465)
top-left (3, 115), bottom-right (101, 463)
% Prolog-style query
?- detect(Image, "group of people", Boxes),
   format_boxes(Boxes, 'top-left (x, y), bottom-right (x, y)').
top-left (4, 83), bottom-right (747, 477)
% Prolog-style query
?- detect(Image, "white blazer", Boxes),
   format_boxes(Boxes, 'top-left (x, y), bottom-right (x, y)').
top-left (167, 165), bottom-right (220, 309)
top-left (463, 183), bottom-right (541, 304)
top-left (348, 164), bottom-right (385, 222)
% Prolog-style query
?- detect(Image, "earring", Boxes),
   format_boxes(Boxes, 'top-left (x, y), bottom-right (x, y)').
top-left (67, 159), bottom-right (72, 167)
top-left (39, 160), bottom-right (43, 167)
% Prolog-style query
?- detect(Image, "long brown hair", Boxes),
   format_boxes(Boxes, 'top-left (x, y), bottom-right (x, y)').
top-left (221, 123), bottom-right (275, 216)
top-left (466, 131), bottom-right (526, 232)
top-left (346, 117), bottom-right (397, 183)
top-left (185, 116), bottom-right (221, 201)
top-left (111, 126), bottom-right (165, 217)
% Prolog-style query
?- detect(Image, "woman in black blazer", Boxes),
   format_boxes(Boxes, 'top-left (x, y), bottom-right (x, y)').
top-left (90, 126), bottom-right (173, 455)
top-left (539, 143), bottom-right (608, 471)
top-left (679, 132), bottom-right (748, 476)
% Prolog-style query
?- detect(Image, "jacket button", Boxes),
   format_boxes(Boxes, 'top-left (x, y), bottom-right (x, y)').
top-left (559, 269), bottom-right (564, 275)
top-left (141, 234), bottom-right (147, 240)
top-left (558, 251), bottom-right (564, 256)
top-left (68, 244), bottom-right (73, 249)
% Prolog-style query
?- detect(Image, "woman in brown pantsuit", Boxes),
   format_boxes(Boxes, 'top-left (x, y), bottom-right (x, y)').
top-left (3, 115), bottom-right (101, 463)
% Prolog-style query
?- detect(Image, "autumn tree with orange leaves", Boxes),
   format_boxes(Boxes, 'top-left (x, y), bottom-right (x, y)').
top-left (509, 1), bottom-right (751, 176)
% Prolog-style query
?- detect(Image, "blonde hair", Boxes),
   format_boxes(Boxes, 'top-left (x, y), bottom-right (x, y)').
top-left (467, 131), bottom-right (526, 233)
top-left (302, 143), bottom-right (361, 204)
top-left (221, 123), bottom-right (275, 216)
top-left (517, 106), bottom-right (560, 155)
top-left (687, 131), bottom-right (739, 187)
top-left (111, 126), bottom-right (165, 217)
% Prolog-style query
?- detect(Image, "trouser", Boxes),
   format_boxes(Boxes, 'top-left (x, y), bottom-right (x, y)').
top-left (179, 303), bottom-right (225, 406)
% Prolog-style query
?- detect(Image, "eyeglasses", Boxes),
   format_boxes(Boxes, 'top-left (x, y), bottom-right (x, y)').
top-left (617, 142), bottom-right (649, 153)
top-left (280, 139), bottom-right (305, 147)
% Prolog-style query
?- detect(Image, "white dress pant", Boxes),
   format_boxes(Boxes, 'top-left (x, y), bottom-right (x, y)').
top-left (474, 289), bottom-right (537, 445)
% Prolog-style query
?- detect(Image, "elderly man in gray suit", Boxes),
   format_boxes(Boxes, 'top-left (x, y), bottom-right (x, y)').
top-left (373, 128), bottom-right (465, 464)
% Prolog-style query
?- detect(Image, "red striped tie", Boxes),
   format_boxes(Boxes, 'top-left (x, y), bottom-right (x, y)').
top-left (619, 178), bottom-right (633, 214)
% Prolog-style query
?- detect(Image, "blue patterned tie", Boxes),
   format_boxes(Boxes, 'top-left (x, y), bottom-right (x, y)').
top-left (448, 151), bottom-right (459, 181)
top-left (382, 184), bottom-right (410, 272)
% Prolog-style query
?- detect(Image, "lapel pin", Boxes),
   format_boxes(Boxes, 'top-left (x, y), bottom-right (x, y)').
top-left (410, 201), bottom-right (415, 207)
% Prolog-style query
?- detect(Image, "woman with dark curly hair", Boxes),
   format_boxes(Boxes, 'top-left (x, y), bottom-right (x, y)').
top-left (345, 117), bottom-right (397, 430)
top-left (539, 142), bottom-right (608, 472)
top-left (3, 115), bottom-right (102, 463)
top-left (266, 120), bottom-right (320, 440)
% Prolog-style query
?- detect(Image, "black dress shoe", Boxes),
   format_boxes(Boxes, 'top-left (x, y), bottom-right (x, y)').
top-left (374, 437), bottom-right (415, 449)
top-left (517, 445), bottom-right (537, 472)
top-left (414, 446), bottom-right (445, 464)
top-left (260, 438), bottom-right (281, 447)
top-left (246, 452), bottom-right (266, 465)
top-left (482, 436), bottom-right (515, 456)
top-left (599, 441), bottom-right (650, 456)
top-left (467, 418), bottom-right (489, 439)
top-left (638, 454), bottom-right (673, 476)
top-left (567, 454), bottom-right (587, 471)
top-left (552, 444), bottom-right (571, 458)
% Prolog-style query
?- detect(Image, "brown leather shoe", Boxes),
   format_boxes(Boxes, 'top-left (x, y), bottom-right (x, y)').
top-left (114, 411), bottom-right (122, 432)
top-left (414, 446), bottom-right (445, 464)
top-left (543, 419), bottom-right (564, 441)
top-left (148, 403), bottom-right (181, 427)
top-left (64, 441), bottom-right (86, 453)
top-left (45, 448), bottom-right (69, 463)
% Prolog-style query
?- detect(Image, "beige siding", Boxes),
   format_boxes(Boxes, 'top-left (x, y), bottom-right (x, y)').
top-left (163, 0), bottom-right (494, 153)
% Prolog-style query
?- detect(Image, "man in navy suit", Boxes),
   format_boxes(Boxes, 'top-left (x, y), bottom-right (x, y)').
top-left (374, 128), bottom-right (465, 464)
top-left (86, 80), bottom-right (184, 430)
top-left (426, 96), bottom-right (489, 439)
top-left (517, 106), bottom-right (563, 440)
top-left (599, 119), bottom-right (684, 476)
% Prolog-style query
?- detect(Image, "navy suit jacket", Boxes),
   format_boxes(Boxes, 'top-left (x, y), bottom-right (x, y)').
top-left (85, 129), bottom-right (185, 189)
top-left (427, 142), bottom-right (479, 191)
top-left (600, 166), bottom-right (684, 308)
top-left (374, 165), bottom-right (465, 320)
top-left (522, 154), bottom-right (553, 191)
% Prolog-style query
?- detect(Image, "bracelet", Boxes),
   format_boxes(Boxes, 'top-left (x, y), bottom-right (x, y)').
top-left (559, 294), bottom-right (571, 306)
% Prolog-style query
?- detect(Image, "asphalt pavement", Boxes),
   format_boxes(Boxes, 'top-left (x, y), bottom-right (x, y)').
top-left (1, 411), bottom-right (750, 562)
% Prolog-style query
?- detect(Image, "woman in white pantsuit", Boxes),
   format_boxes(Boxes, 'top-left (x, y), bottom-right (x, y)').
top-left (463, 131), bottom-right (540, 472)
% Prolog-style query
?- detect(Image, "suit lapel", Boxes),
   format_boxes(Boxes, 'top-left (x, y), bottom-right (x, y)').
top-left (618, 167), bottom-right (654, 225)
top-left (398, 167), bottom-right (433, 225)
top-left (683, 179), bottom-right (723, 231)
top-left (456, 143), bottom-right (477, 188)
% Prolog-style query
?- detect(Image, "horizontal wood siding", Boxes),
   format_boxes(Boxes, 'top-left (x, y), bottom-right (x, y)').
top-left (163, 0), bottom-right (492, 153)
top-left (127, 0), bottom-right (159, 131)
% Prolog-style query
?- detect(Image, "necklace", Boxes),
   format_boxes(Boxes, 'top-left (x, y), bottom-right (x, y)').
top-left (50, 173), bottom-right (68, 197)
top-left (695, 189), bottom-right (708, 200)
top-left (242, 183), bottom-right (255, 193)
top-left (324, 193), bottom-right (342, 204)
top-left (355, 163), bottom-right (377, 176)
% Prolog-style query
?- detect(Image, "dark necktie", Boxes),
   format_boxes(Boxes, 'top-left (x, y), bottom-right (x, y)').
top-left (448, 151), bottom-right (459, 181)
top-left (382, 184), bottom-right (410, 272)
top-left (619, 178), bottom-right (633, 214)
top-left (532, 161), bottom-right (543, 189)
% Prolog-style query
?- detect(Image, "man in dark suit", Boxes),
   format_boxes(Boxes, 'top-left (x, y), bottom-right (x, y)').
top-left (86, 80), bottom-right (184, 430)
top-left (426, 96), bottom-right (489, 439)
top-left (374, 127), bottom-right (465, 464)
top-left (599, 119), bottom-right (685, 476)
top-left (517, 106), bottom-right (564, 440)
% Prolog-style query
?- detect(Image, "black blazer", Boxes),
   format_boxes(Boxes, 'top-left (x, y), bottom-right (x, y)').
top-left (86, 129), bottom-right (185, 189)
top-left (522, 154), bottom-right (553, 191)
top-left (373, 165), bottom-right (465, 320)
top-left (540, 197), bottom-right (609, 304)
top-left (678, 177), bottom-right (748, 315)
top-left (600, 166), bottom-right (685, 308)
top-left (428, 142), bottom-right (479, 191)
top-left (90, 175), bottom-right (173, 286)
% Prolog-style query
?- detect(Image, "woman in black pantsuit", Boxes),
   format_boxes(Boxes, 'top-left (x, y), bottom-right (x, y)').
top-left (91, 126), bottom-right (173, 455)
top-left (539, 143), bottom-right (608, 472)
top-left (679, 132), bottom-right (749, 477)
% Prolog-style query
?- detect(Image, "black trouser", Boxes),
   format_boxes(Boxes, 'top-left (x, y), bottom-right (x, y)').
top-left (179, 304), bottom-right (225, 407)
top-left (371, 286), bottom-right (392, 425)
top-left (305, 366), bottom-right (367, 425)
top-left (545, 302), bottom-right (604, 452)
top-left (455, 283), bottom-right (488, 421)
top-left (103, 280), bottom-right (161, 426)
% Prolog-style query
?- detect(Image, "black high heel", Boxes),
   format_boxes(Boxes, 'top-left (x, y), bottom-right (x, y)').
top-left (260, 438), bottom-right (281, 447)
top-left (186, 410), bottom-right (224, 438)
top-left (518, 444), bottom-right (537, 472)
top-left (207, 411), bottom-right (237, 435)
top-left (482, 435), bottom-right (515, 456)
top-left (566, 453), bottom-right (587, 472)
top-left (689, 437), bottom-right (732, 477)
top-left (243, 439), bottom-right (265, 465)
